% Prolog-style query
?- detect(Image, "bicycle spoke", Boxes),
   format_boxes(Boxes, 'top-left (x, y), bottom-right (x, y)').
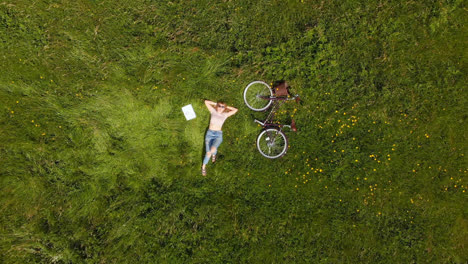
top-left (257, 128), bottom-right (287, 159)
top-left (243, 81), bottom-right (272, 111)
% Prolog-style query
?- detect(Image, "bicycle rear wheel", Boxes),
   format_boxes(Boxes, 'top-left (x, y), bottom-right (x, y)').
top-left (256, 128), bottom-right (288, 159)
top-left (243, 81), bottom-right (273, 111)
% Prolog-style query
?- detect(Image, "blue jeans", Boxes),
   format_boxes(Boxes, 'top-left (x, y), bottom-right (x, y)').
top-left (203, 130), bottom-right (223, 165)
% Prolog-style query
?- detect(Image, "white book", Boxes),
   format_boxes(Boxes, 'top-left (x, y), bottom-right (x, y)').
top-left (182, 104), bottom-right (196, 121)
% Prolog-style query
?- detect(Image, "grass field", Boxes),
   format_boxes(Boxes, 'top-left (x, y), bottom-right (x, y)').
top-left (1, 0), bottom-right (467, 263)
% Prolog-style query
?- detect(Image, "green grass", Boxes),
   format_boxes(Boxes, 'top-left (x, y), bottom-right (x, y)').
top-left (1, 0), bottom-right (467, 263)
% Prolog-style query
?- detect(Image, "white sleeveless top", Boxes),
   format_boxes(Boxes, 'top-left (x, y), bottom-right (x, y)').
top-left (209, 110), bottom-right (229, 130)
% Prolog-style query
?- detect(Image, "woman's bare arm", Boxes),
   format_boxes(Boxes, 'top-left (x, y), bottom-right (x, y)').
top-left (226, 106), bottom-right (238, 116)
top-left (204, 100), bottom-right (216, 112)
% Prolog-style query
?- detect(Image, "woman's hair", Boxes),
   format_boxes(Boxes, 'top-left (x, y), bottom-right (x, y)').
top-left (216, 101), bottom-right (227, 111)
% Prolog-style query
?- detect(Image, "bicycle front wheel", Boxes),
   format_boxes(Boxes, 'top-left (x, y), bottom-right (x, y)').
top-left (243, 81), bottom-right (273, 111)
top-left (256, 128), bottom-right (288, 159)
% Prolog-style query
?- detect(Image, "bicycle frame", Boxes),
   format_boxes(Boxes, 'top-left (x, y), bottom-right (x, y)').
top-left (257, 94), bottom-right (300, 102)
top-left (254, 97), bottom-right (298, 132)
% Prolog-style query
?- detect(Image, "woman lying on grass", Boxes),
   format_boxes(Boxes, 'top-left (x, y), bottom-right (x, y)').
top-left (202, 100), bottom-right (238, 176)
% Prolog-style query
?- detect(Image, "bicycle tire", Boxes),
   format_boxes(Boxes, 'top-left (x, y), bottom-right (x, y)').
top-left (243, 81), bottom-right (273, 111)
top-left (256, 128), bottom-right (288, 159)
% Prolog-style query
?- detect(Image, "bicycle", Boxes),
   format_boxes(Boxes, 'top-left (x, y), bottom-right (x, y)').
top-left (243, 81), bottom-right (300, 159)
